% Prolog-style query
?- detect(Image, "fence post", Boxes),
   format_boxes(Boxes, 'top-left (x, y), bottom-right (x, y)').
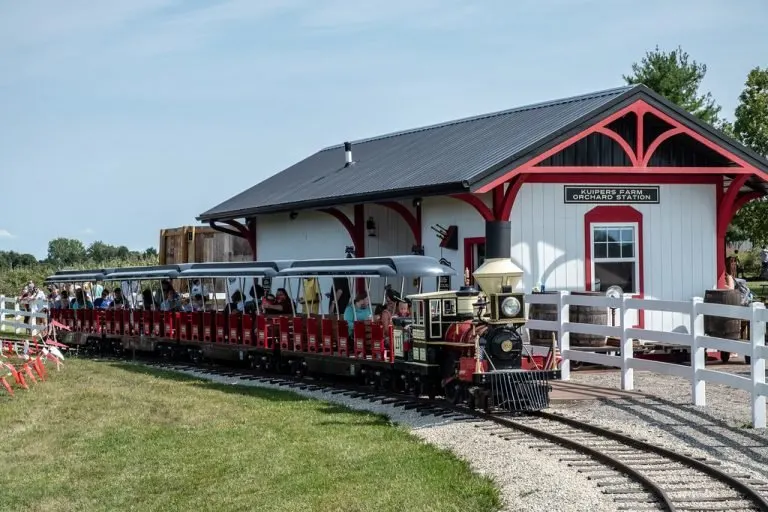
top-left (13, 299), bottom-right (21, 335)
top-left (558, 290), bottom-right (570, 381)
top-left (690, 296), bottom-right (706, 406)
top-left (0, 295), bottom-right (4, 333)
top-left (620, 295), bottom-right (633, 391)
top-left (750, 302), bottom-right (766, 429)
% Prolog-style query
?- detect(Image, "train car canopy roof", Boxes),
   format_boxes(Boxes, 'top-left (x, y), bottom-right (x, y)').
top-left (101, 264), bottom-right (192, 281)
top-left (178, 260), bottom-right (294, 279)
top-left (276, 256), bottom-right (456, 278)
top-left (44, 269), bottom-right (109, 284)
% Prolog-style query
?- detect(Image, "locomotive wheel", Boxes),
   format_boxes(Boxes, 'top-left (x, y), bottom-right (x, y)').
top-left (444, 381), bottom-right (461, 404)
top-left (721, 351), bottom-right (731, 364)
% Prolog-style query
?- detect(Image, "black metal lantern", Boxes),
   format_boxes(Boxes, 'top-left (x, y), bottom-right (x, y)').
top-left (345, 246), bottom-right (355, 258)
top-left (366, 217), bottom-right (377, 237)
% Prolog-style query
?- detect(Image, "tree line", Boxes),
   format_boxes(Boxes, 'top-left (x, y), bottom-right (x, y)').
top-left (623, 46), bottom-right (768, 270)
top-left (0, 238), bottom-right (158, 297)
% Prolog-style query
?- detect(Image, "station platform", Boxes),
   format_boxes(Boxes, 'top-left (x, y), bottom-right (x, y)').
top-left (549, 379), bottom-right (647, 402)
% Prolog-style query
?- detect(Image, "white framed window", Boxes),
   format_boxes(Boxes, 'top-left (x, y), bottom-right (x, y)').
top-left (591, 223), bottom-right (638, 294)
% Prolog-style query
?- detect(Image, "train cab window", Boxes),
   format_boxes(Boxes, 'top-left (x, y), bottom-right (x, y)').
top-left (429, 299), bottom-right (441, 339)
top-left (413, 300), bottom-right (424, 327)
top-left (442, 298), bottom-right (456, 317)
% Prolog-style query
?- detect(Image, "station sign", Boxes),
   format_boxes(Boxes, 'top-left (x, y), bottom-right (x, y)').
top-left (437, 275), bottom-right (451, 291)
top-left (564, 185), bottom-right (660, 204)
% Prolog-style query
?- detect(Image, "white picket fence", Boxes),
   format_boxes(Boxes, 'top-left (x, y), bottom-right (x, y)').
top-left (0, 296), bottom-right (49, 336)
top-left (525, 291), bottom-right (768, 428)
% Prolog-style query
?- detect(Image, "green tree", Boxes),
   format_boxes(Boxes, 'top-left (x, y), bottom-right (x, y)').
top-left (47, 238), bottom-right (87, 266)
top-left (87, 240), bottom-right (119, 262)
top-left (732, 67), bottom-right (768, 157)
top-left (144, 247), bottom-right (158, 258)
top-left (726, 67), bottom-right (768, 248)
top-left (624, 45), bottom-right (722, 124)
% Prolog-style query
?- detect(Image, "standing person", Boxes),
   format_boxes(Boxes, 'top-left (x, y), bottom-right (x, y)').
top-left (760, 246), bottom-right (768, 279)
top-left (300, 278), bottom-right (320, 315)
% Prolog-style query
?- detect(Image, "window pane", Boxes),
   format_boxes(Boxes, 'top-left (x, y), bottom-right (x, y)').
top-left (606, 228), bottom-right (621, 242)
top-left (594, 261), bottom-right (636, 294)
top-left (621, 242), bottom-right (634, 258)
top-left (593, 228), bottom-right (607, 243)
top-left (594, 242), bottom-right (607, 259)
top-left (607, 242), bottom-right (621, 258)
top-left (621, 228), bottom-right (634, 243)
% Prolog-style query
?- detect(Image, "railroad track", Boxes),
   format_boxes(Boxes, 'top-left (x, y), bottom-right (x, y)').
top-left (81, 353), bottom-right (768, 512)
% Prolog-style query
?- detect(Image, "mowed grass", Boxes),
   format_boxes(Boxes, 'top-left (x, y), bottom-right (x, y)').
top-left (0, 359), bottom-right (500, 512)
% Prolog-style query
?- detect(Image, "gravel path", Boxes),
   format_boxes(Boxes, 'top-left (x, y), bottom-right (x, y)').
top-left (557, 365), bottom-right (768, 489)
top-left (164, 366), bottom-right (617, 512)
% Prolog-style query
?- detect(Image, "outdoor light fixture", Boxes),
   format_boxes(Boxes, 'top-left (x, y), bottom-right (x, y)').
top-left (412, 197), bottom-right (422, 208)
top-left (411, 245), bottom-right (425, 255)
top-left (366, 216), bottom-right (377, 237)
top-left (289, 211), bottom-right (298, 220)
top-left (345, 246), bottom-right (355, 258)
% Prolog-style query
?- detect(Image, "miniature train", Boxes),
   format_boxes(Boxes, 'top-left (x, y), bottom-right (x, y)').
top-left (45, 255), bottom-right (556, 412)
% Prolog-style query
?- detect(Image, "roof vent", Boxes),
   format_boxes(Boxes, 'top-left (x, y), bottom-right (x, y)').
top-left (344, 141), bottom-right (353, 167)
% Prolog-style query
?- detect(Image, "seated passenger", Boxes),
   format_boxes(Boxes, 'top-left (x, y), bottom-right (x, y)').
top-left (161, 289), bottom-right (182, 312)
top-left (262, 288), bottom-right (292, 315)
top-left (372, 304), bottom-right (385, 324)
top-left (344, 291), bottom-right (372, 336)
top-left (54, 290), bottom-right (70, 309)
top-left (109, 288), bottom-right (127, 309)
top-left (94, 289), bottom-right (111, 308)
top-left (71, 289), bottom-right (94, 310)
top-left (224, 291), bottom-right (245, 314)
top-left (141, 289), bottom-right (155, 311)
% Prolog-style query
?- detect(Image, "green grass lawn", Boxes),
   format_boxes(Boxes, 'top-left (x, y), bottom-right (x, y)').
top-left (0, 359), bottom-right (500, 512)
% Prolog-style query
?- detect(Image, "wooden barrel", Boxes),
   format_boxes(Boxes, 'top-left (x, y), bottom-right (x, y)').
top-left (527, 291), bottom-right (558, 346)
top-left (703, 289), bottom-right (742, 340)
top-left (569, 291), bottom-right (609, 348)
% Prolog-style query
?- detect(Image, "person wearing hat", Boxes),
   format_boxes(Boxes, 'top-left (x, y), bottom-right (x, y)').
top-left (343, 291), bottom-right (372, 336)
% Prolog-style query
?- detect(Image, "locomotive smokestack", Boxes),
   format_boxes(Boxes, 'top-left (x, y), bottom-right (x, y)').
top-left (485, 220), bottom-right (512, 260)
top-left (473, 220), bottom-right (523, 294)
top-left (344, 141), bottom-right (353, 167)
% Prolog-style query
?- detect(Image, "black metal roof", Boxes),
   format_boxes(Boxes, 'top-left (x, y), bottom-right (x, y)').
top-left (199, 84), bottom-right (768, 221)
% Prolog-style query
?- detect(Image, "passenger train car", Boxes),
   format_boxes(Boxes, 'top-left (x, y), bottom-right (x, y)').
top-left (45, 255), bottom-right (555, 412)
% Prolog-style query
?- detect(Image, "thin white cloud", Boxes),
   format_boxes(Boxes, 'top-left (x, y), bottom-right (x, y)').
top-left (0, 229), bottom-right (15, 238)
top-left (82, 228), bottom-right (95, 235)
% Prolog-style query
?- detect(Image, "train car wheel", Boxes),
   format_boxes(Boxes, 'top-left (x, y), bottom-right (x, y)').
top-left (720, 351), bottom-right (731, 364)
top-left (444, 382), bottom-right (460, 404)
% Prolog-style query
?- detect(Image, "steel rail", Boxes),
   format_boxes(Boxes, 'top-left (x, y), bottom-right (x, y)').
top-left (536, 410), bottom-right (768, 512)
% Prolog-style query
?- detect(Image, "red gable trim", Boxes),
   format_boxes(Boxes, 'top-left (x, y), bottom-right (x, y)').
top-left (476, 99), bottom-right (765, 194)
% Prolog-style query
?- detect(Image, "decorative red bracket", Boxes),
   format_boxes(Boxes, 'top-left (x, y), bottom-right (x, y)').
top-left (318, 205), bottom-right (366, 258)
top-left (375, 201), bottom-right (422, 246)
top-left (715, 176), bottom-right (764, 286)
top-left (209, 219), bottom-right (257, 260)
top-left (453, 174), bottom-right (527, 222)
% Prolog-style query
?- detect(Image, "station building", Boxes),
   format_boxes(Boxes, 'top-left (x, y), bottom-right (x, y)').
top-left (197, 85), bottom-right (768, 332)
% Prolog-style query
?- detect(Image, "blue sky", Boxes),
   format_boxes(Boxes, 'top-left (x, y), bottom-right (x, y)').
top-left (1, 0), bottom-right (765, 259)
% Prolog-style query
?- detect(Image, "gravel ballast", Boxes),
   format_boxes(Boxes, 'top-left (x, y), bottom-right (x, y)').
top-left (557, 366), bottom-right (768, 487)
top-left (163, 366), bottom-right (617, 512)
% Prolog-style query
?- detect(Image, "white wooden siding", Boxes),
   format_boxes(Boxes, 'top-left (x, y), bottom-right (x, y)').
top-left (513, 183), bottom-right (716, 332)
top-left (420, 194), bottom-right (492, 292)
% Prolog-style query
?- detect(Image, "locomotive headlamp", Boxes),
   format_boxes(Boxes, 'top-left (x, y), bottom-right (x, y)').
top-left (501, 296), bottom-right (521, 317)
top-left (500, 339), bottom-right (514, 352)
